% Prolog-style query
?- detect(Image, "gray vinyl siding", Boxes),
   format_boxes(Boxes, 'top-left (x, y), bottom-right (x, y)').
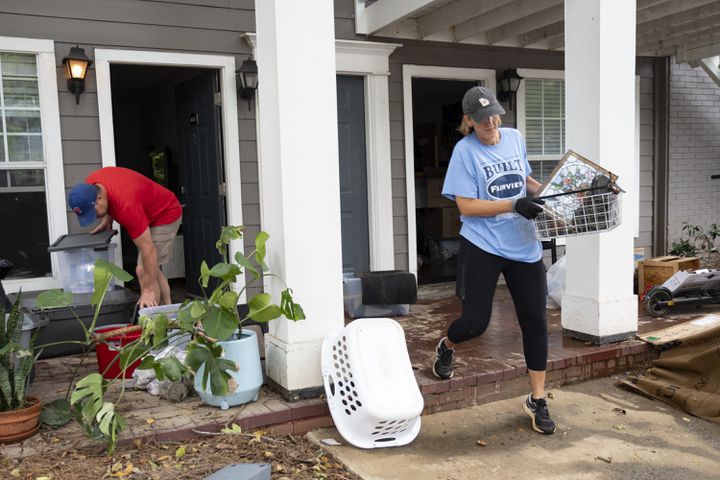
top-left (2, 0), bottom-right (659, 288)
top-left (0, 0), bottom-right (260, 295)
top-left (334, 0), bottom-right (360, 40)
top-left (333, 0), bottom-right (656, 267)
top-left (382, 43), bottom-right (657, 270)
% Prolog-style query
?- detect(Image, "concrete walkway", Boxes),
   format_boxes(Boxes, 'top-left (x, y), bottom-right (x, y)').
top-left (308, 377), bottom-right (720, 480)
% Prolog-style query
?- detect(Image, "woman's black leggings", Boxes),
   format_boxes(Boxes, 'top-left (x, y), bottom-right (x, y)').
top-left (447, 236), bottom-right (548, 371)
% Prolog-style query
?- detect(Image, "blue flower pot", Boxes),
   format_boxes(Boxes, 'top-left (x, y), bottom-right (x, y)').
top-left (194, 329), bottom-right (263, 410)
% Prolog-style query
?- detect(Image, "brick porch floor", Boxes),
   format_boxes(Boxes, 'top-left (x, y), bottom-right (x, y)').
top-left (2, 283), bottom-right (710, 458)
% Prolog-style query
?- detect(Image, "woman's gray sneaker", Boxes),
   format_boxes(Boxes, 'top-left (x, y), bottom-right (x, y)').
top-left (432, 337), bottom-right (454, 380)
top-left (523, 393), bottom-right (556, 434)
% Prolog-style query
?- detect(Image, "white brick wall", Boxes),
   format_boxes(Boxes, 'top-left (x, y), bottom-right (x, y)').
top-left (668, 59), bottom-right (720, 247)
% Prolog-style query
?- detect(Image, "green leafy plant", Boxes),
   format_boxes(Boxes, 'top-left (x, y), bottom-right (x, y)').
top-left (668, 238), bottom-right (698, 257)
top-left (0, 292), bottom-right (35, 412)
top-left (35, 226), bottom-right (304, 454)
top-left (147, 226), bottom-right (305, 396)
top-left (669, 222), bottom-right (720, 267)
top-left (36, 258), bottom-right (135, 453)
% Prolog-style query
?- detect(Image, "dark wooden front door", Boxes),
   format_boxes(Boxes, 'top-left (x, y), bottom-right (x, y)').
top-left (175, 70), bottom-right (225, 296)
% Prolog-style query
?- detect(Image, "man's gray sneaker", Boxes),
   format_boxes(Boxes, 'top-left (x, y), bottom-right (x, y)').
top-left (523, 393), bottom-right (556, 434)
top-left (432, 337), bottom-right (454, 380)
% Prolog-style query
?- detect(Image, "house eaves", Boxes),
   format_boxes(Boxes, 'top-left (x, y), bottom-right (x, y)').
top-left (354, 0), bottom-right (720, 60)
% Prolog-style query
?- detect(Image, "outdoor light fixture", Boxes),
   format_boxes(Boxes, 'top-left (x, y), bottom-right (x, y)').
top-left (497, 68), bottom-right (524, 111)
top-left (62, 45), bottom-right (93, 105)
top-left (236, 58), bottom-right (258, 111)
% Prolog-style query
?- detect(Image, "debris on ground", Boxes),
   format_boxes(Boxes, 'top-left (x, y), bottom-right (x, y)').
top-left (0, 432), bottom-right (361, 480)
top-left (320, 438), bottom-right (342, 446)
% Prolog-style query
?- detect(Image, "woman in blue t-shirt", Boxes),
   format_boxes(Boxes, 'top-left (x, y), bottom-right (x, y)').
top-left (432, 86), bottom-right (556, 435)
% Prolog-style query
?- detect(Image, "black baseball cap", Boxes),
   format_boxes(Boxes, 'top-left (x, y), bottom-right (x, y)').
top-left (462, 86), bottom-right (505, 123)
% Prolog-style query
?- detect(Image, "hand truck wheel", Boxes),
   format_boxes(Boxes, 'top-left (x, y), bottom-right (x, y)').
top-left (644, 287), bottom-right (672, 317)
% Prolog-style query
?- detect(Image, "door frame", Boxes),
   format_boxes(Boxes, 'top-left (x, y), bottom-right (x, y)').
top-left (94, 49), bottom-right (246, 299)
top-left (402, 65), bottom-right (496, 278)
top-left (335, 40), bottom-right (401, 271)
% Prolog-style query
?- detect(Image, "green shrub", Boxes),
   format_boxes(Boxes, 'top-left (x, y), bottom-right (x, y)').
top-left (669, 222), bottom-right (719, 267)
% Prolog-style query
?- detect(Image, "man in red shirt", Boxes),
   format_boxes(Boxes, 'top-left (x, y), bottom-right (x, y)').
top-left (68, 167), bottom-right (182, 309)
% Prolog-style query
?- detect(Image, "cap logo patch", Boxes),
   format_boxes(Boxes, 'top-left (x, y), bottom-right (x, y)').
top-left (73, 207), bottom-right (82, 215)
top-left (479, 98), bottom-right (490, 107)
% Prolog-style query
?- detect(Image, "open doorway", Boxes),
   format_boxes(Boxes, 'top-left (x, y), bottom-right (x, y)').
top-left (412, 78), bottom-right (478, 285)
top-left (109, 64), bottom-right (227, 299)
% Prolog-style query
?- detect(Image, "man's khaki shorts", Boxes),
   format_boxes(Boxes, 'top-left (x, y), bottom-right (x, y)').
top-left (137, 218), bottom-right (181, 266)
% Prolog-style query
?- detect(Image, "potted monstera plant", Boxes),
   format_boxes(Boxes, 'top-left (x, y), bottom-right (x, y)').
top-left (37, 226), bottom-right (304, 453)
top-left (0, 292), bottom-right (43, 444)
top-left (140, 226), bottom-right (305, 409)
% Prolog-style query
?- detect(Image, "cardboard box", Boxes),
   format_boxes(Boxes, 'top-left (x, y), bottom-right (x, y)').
top-left (425, 177), bottom-right (455, 208)
top-left (638, 314), bottom-right (720, 346)
top-left (424, 207), bottom-right (461, 239)
top-left (638, 256), bottom-right (701, 291)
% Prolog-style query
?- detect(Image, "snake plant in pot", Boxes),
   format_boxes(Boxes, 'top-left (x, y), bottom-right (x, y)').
top-left (0, 292), bottom-right (42, 444)
top-left (36, 226), bottom-right (304, 453)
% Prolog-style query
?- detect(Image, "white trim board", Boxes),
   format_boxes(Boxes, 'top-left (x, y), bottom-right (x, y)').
top-left (94, 49), bottom-right (246, 300)
top-left (2, 36), bottom-right (67, 294)
top-left (402, 65), bottom-right (496, 278)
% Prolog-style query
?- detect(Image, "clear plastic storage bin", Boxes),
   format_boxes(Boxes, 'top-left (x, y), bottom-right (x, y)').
top-left (48, 231), bottom-right (118, 294)
top-left (321, 318), bottom-right (423, 449)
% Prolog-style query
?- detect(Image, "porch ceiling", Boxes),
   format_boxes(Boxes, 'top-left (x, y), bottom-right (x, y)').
top-left (357, 0), bottom-right (720, 62)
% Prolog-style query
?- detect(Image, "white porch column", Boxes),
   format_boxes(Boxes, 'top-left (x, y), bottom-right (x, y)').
top-left (562, 0), bottom-right (638, 343)
top-left (256, 0), bottom-right (344, 395)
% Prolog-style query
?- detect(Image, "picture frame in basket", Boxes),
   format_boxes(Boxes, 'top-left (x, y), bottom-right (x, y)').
top-left (538, 150), bottom-right (619, 197)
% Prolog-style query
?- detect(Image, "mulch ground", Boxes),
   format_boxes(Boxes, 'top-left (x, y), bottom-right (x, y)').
top-left (1, 430), bottom-right (361, 480)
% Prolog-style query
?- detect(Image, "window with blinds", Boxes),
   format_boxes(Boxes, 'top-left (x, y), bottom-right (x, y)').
top-left (0, 52), bottom-right (51, 278)
top-left (524, 78), bottom-right (565, 184)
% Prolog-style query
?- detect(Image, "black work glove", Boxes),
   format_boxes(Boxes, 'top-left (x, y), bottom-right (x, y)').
top-left (513, 196), bottom-right (545, 220)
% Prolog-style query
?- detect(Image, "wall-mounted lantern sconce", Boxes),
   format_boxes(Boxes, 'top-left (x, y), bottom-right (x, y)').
top-left (497, 68), bottom-right (524, 111)
top-left (62, 45), bottom-right (93, 105)
top-left (236, 58), bottom-right (258, 111)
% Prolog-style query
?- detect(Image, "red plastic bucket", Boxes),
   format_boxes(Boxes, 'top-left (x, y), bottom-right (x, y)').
top-left (93, 324), bottom-right (142, 380)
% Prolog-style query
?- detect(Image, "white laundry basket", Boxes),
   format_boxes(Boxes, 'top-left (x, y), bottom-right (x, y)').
top-left (321, 318), bottom-right (424, 449)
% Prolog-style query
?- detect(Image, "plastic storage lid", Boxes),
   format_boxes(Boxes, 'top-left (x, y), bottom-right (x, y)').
top-left (48, 230), bottom-right (117, 252)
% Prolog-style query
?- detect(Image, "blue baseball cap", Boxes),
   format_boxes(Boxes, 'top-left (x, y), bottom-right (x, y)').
top-left (68, 183), bottom-right (98, 227)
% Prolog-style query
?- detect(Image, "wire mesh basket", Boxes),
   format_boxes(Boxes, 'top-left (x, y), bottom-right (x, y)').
top-left (532, 187), bottom-right (622, 241)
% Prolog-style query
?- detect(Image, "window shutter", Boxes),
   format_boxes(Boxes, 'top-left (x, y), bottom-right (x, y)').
top-left (525, 79), bottom-right (564, 155)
